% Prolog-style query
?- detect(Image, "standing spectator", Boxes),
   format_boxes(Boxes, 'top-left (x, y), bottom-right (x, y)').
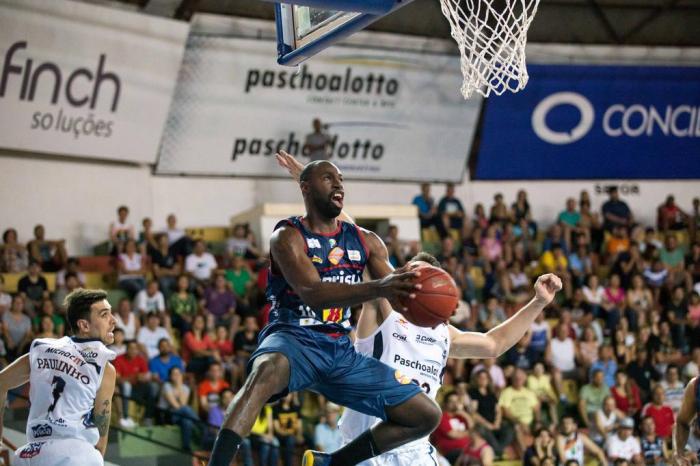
top-left (226, 224), bottom-right (260, 260)
top-left (498, 368), bottom-right (540, 454)
top-left (413, 183), bottom-right (446, 238)
top-left (198, 361), bottom-right (230, 414)
top-left (432, 391), bottom-right (472, 464)
top-left (611, 371), bottom-right (642, 419)
top-left (524, 427), bottom-right (559, 466)
top-left (640, 415), bottom-right (670, 466)
top-left (659, 365), bottom-right (685, 414)
top-left (137, 311), bottom-right (172, 360)
top-left (117, 239), bottom-right (147, 298)
top-left (204, 273), bottom-right (238, 332)
top-left (303, 118), bottom-right (331, 161)
top-left (114, 298), bottom-right (140, 341)
top-left (134, 280), bottom-right (167, 318)
top-left (169, 275), bottom-right (198, 334)
top-left (591, 396), bottom-right (625, 446)
top-left (113, 340), bottom-right (159, 428)
top-left (0, 275), bottom-right (11, 314)
top-left (158, 366), bottom-right (198, 452)
top-left (17, 261), bottom-right (49, 313)
top-left (602, 187), bottom-right (633, 232)
top-left (438, 183), bottom-right (465, 234)
top-left (182, 314), bottom-right (218, 377)
top-left (185, 239), bottom-right (218, 287)
top-left (274, 393), bottom-right (303, 466)
top-left (27, 224), bottom-right (67, 272)
top-left (641, 386), bottom-right (675, 439)
top-left (556, 415), bottom-right (607, 466)
top-left (1, 228), bottom-right (28, 273)
top-left (657, 195), bottom-right (688, 232)
top-left (151, 234), bottom-right (181, 297)
top-left (605, 417), bottom-right (642, 464)
top-left (469, 369), bottom-right (513, 459)
top-left (110, 205), bottom-right (135, 254)
top-left (2, 295), bottom-right (32, 359)
top-left (148, 338), bottom-right (184, 383)
top-left (579, 369), bottom-right (611, 428)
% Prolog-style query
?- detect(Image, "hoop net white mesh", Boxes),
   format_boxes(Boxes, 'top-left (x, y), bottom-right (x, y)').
top-left (439, 0), bottom-right (540, 99)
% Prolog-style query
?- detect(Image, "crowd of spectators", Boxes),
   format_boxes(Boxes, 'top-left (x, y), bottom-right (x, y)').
top-left (0, 187), bottom-right (699, 465)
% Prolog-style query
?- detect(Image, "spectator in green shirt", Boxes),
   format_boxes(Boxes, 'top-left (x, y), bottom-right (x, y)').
top-left (225, 255), bottom-right (254, 314)
top-left (579, 369), bottom-right (611, 428)
top-left (660, 234), bottom-right (686, 285)
top-left (169, 274), bottom-right (198, 334)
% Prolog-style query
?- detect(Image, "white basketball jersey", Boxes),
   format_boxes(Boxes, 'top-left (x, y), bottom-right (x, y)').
top-left (26, 337), bottom-right (116, 445)
top-left (339, 311), bottom-right (450, 448)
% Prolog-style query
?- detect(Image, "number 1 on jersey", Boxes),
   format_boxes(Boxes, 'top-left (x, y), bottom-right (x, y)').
top-left (48, 375), bottom-right (66, 413)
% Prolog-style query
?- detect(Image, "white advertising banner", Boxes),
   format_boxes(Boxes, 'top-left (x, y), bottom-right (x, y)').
top-left (0, 0), bottom-right (189, 164)
top-left (156, 35), bottom-right (480, 182)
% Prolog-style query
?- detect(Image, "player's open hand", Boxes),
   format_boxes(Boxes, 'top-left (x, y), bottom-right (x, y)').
top-left (276, 150), bottom-right (304, 182)
top-left (376, 268), bottom-right (421, 312)
top-left (533, 273), bottom-right (562, 305)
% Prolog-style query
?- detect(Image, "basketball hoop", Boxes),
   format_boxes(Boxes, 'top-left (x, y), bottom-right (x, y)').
top-left (438, 0), bottom-right (541, 98)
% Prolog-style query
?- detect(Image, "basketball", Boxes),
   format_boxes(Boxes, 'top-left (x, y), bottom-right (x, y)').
top-left (401, 264), bottom-right (460, 328)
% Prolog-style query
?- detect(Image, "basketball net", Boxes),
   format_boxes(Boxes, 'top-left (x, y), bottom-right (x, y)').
top-left (438, 0), bottom-right (540, 98)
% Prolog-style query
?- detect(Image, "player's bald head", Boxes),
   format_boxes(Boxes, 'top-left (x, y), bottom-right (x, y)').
top-left (299, 160), bottom-right (340, 183)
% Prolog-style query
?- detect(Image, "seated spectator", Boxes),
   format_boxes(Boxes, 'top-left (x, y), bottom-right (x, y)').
top-left (688, 291), bottom-right (700, 328)
top-left (591, 396), bottom-right (625, 446)
top-left (55, 257), bottom-right (86, 288)
top-left (611, 370), bottom-right (642, 419)
top-left (511, 189), bottom-right (537, 236)
top-left (169, 274), bottom-right (198, 334)
top-left (527, 362), bottom-right (559, 429)
top-left (558, 197), bottom-right (581, 229)
top-left (27, 224), bottom-right (67, 272)
top-left (226, 223), bottom-right (260, 260)
top-left (234, 316), bottom-right (260, 381)
top-left (641, 227), bottom-right (663, 256)
top-left (538, 245), bottom-right (572, 297)
top-left (110, 205), bottom-right (135, 254)
top-left (546, 323), bottom-right (579, 397)
top-left (35, 314), bottom-right (58, 339)
top-left (568, 237), bottom-right (595, 287)
top-left (626, 346), bottom-right (661, 401)
top-left (185, 239), bottom-right (218, 288)
top-left (611, 326), bottom-right (634, 368)
top-left (626, 274), bottom-right (653, 327)
top-left (18, 261), bottom-right (49, 313)
top-left (659, 365), bottom-right (685, 414)
top-left (641, 386), bottom-right (675, 439)
top-left (114, 297), bottom-right (140, 341)
top-left (605, 417), bottom-right (642, 465)
top-left (686, 242), bottom-right (700, 290)
top-left (1, 228), bottom-right (28, 273)
top-left (556, 415), bottom-right (607, 466)
top-left (469, 369), bottom-right (513, 459)
top-left (589, 344), bottom-right (618, 388)
top-left (204, 273), bottom-right (238, 332)
top-left (134, 280), bottom-right (166, 318)
top-left (578, 369), bottom-right (611, 429)
top-left (489, 192), bottom-right (509, 225)
top-left (2, 295), bottom-right (32, 359)
top-left (212, 324), bottom-right (235, 382)
top-left (524, 427), bottom-right (559, 466)
top-left (612, 242), bottom-right (644, 290)
top-left (109, 328), bottom-right (127, 357)
top-left (113, 340), bottom-right (159, 428)
top-left (117, 239), bottom-right (147, 299)
top-left (198, 361), bottom-right (230, 415)
top-left (683, 348), bottom-right (700, 381)
top-left (577, 326), bottom-right (600, 371)
top-left (432, 391), bottom-right (472, 464)
top-left (499, 368), bottom-right (540, 453)
top-left (660, 234), bottom-right (685, 285)
top-left (251, 404), bottom-right (280, 466)
top-left (412, 183), bottom-right (447, 239)
top-left (542, 224), bottom-right (568, 254)
top-left (654, 321), bottom-right (684, 374)
top-left (601, 274), bottom-right (626, 332)
top-left (0, 275), bottom-right (11, 314)
top-left (459, 428), bottom-right (495, 466)
top-left (479, 296), bottom-right (507, 331)
top-left (657, 195), bottom-right (688, 232)
top-left (165, 214), bottom-right (192, 259)
top-left (53, 272), bottom-right (81, 314)
top-left (481, 224), bottom-right (504, 264)
top-left (528, 312), bottom-right (550, 360)
top-left (639, 415), bottom-right (670, 466)
top-left (183, 314), bottom-right (219, 377)
top-left (643, 259), bottom-right (668, 302)
top-left (438, 183), bottom-right (465, 234)
top-left (157, 366), bottom-right (198, 452)
top-left (225, 255), bottom-right (254, 313)
top-left (601, 187), bottom-right (633, 232)
top-left (151, 233), bottom-right (181, 297)
top-left (273, 393), bottom-right (303, 466)
top-left (505, 333), bottom-right (539, 371)
top-left (471, 358), bottom-right (506, 393)
top-left (32, 299), bottom-right (65, 337)
top-left (582, 274), bottom-right (605, 318)
top-left (137, 311), bottom-right (172, 360)
top-left (149, 338), bottom-right (184, 383)
top-left (606, 226), bottom-right (631, 262)
top-left (666, 286), bottom-right (688, 352)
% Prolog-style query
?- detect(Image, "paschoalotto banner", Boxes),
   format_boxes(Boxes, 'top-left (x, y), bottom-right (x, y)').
top-left (0, 0), bottom-right (188, 164)
top-left (155, 35), bottom-right (480, 182)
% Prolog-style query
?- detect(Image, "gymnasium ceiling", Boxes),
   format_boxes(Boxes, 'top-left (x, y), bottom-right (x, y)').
top-left (94, 0), bottom-right (700, 46)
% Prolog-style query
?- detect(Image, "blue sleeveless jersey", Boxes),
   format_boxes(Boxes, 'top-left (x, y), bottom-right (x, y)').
top-left (266, 216), bottom-right (369, 334)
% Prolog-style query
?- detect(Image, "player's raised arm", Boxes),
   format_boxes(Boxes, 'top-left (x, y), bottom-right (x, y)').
top-left (93, 362), bottom-right (116, 456)
top-left (270, 226), bottom-right (418, 311)
top-left (448, 274), bottom-right (562, 358)
top-left (672, 377), bottom-right (697, 466)
top-left (0, 354), bottom-right (31, 440)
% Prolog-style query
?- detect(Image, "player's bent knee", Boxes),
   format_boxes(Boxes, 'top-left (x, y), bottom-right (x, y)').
top-left (419, 398), bottom-right (442, 434)
top-left (247, 352), bottom-right (290, 395)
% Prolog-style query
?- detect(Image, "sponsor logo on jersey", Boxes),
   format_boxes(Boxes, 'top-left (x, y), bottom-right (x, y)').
top-left (392, 332), bottom-right (407, 342)
top-left (394, 370), bottom-right (411, 385)
top-left (311, 255), bottom-right (323, 264)
top-left (393, 354), bottom-right (440, 378)
top-left (348, 250), bottom-right (361, 261)
top-left (321, 274), bottom-right (360, 284)
top-left (78, 349), bottom-right (99, 363)
top-left (396, 318), bottom-right (409, 328)
top-left (328, 247), bottom-right (344, 265)
top-left (416, 334), bottom-right (437, 345)
top-left (48, 415), bottom-right (67, 427)
top-left (329, 238), bottom-right (337, 247)
top-left (322, 308), bottom-right (344, 323)
top-left (19, 442), bottom-right (44, 458)
top-left (82, 411), bottom-right (97, 428)
top-left (307, 238), bottom-right (321, 249)
top-left (31, 424), bottom-right (53, 438)
top-left (44, 347), bottom-right (86, 366)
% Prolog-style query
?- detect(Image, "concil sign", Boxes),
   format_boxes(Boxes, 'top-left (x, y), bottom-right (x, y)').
top-left (0, 0), bottom-right (188, 164)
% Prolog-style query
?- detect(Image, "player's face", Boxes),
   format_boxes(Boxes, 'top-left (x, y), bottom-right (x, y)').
top-left (88, 299), bottom-right (116, 345)
top-left (305, 163), bottom-right (344, 219)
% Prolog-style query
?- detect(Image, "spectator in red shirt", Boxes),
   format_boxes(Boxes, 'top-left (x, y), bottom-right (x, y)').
top-left (198, 361), bottom-right (230, 415)
top-left (657, 195), bottom-right (688, 232)
top-left (114, 340), bottom-right (159, 428)
top-left (213, 324), bottom-right (235, 382)
top-left (641, 385), bottom-right (675, 439)
top-left (432, 391), bottom-right (473, 464)
top-left (611, 370), bottom-right (642, 418)
top-left (182, 314), bottom-right (220, 377)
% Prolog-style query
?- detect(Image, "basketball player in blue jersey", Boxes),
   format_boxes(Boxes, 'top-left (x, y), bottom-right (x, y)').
top-left (208, 159), bottom-right (442, 466)
top-left (672, 376), bottom-right (699, 466)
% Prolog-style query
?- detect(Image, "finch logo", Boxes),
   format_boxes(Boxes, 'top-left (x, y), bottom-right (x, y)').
top-left (394, 370), bottom-right (411, 385)
top-left (327, 247), bottom-right (344, 265)
top-left (19, 442), bottom-right (44, 458)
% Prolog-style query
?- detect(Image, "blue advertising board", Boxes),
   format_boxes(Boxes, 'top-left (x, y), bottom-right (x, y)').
top-left (473, 64), bottom-right (700, 179)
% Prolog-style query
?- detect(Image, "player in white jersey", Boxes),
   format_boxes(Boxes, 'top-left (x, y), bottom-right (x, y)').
top-left (0, 289), bottom-right (117, 466)
top-left (336, 252), bottom-right (562, 466)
